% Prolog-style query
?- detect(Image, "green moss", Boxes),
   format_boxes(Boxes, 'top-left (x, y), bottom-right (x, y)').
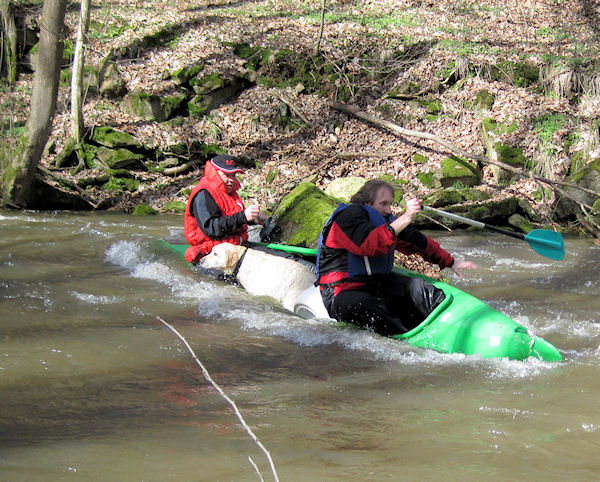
top-left (417, 171), bottom-right (435, 187)
top-left (441, 156), bottom-right (479, 178)
top-left (266, 169), bottom-right (279, 184)
top-left (92, 126), bottom-right (141, 148)
top-left (103, 176), bottom-right (140, 192)
top-left (482, 118), bottom-right (498, 133)
top-left (164, 200), bottom-right (186, 213)
top-left (423, 187), bottom-right (489, 207)
top-left (133, 203), bottom-right (158, 215)
top-left (77, 143), bottom-right (98, 169)
top-left (491, 61), bottom-right (540, 87)
top-left (96, 147), bottom-right (143, 169)
top-left (412, 153), bottom-right (429, 164)
top-left (571, 159), bottom-right (600, 183)
top-left (274, 183), bottom-right (339, 247)
top-left (161, 94), bottom-right (187, 119)
top-left (495, 143), bottom-right (526, 166)
top-left (171, 62), bottom-right (204, 85)
top-left (473, 89), bottom-right (495, 109)
top-left (533, 113), bottom-right (569, 145)
top-left (188, 95), bottom-right (211, 118)
top-left (420, 98), bottom-right (442, 114)
top-left (189, 72), bottom-right (225, 95)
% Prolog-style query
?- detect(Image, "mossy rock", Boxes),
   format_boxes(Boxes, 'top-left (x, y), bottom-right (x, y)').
top-left (76, 143), bottom-right (99, 169)
top-left (188, 95), bottom-right (212, 118)
top-left (187, 77), bottom-right (249, 118)
top-left (190, 72), bottom-right (225, 95)
top-left (96, 146), bottom-right (144, 169)
top-left (133, 203), bottom-right (158, 215)
top-left (55, 139), bottom-right (99, 170)
top-left (272, 182), bottom-right (339, 248)
top-left (423, 188), bottom-right (491, 207)
top-left (508, 213), bottom-right (533, 233)
top-left (555, 159), bottom-right (600, 219)
top-left (324, 176), bottom-right (367, 202)
top-left (437, 156), bottom-right (481, 187)
top-left (481, 118), bottom-right (528, 185)
top-left (54, 138), bottom-right (78, 168)
top-left (103, 176), bottom-right (141, 193)
top-left (100, 62), bottom-right (127, 98)
top-left (415, 197), bottom-right (526, 229)
top-left (495, 144), bottom-right (526, 166)
top-left (423, 189), bottom-right (466, 207)
top-left (121, 91), bottom-right (166, 121)
top-left (164, 200), bottom-right (186, 213)
top-left (92, 126), bottom-right (142, 149)
top-left (171, 62), bottom-right (205, 86)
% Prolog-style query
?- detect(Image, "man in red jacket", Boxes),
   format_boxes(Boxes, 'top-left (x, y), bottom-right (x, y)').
top-left (184, 154), bottom-right (267, 263)
top-left (317, 180), bottom-right (477, 335)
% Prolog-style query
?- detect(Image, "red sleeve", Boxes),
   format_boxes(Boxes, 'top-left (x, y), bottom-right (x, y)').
top-left (396, 233), bottom-right (454, 269)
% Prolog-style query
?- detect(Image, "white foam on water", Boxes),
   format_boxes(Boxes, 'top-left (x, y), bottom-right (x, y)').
top-left (105, 240), bottom-right (234, 306)
top-left (104, 239), bottom-right (562, 379)
top-left (70, 292), bottom-right (125, 305)
top-left (493, 258), bottom-right (553, 270)
top-left (224, 303), bottom-right (556, 378)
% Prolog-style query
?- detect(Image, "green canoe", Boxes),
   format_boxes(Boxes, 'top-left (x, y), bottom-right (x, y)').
top-left (163, 242), bottom-right (562, 362)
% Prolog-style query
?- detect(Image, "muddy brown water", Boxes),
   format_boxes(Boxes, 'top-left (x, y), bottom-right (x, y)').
top-left (1, 210), bottom-right (599, 480)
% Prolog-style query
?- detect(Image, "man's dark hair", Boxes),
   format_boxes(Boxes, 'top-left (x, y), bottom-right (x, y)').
top-left (350, 180), bottom-right (395, 205)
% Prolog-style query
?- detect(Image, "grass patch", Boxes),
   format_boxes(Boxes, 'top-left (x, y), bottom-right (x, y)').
top-left (533, 113), bottom-right (569, 146)
top-left (438, 39), bottom-right (504, 57)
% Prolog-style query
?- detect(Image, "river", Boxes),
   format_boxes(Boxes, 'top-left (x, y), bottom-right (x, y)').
top-left (1, 210), bottom-right (599, 481)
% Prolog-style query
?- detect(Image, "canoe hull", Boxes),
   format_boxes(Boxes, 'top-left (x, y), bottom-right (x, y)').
top-left (392, 272), bottom-right (561, 360)
top-left (161, 241), bottom-right (562, 362)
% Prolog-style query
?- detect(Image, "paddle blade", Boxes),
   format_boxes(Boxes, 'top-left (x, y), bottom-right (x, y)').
top-left (524, 229), bottom-right (565, 260)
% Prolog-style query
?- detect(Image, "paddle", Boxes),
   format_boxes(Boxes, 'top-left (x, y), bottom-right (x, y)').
top-left (422, 205), bottom-right (565, 261)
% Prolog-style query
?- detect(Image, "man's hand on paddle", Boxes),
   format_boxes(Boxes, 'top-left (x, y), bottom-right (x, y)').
top-left (245, 204), bottom-right (268, 224)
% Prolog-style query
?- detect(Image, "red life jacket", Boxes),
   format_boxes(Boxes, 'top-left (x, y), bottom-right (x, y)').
top-left (184, 161), bottom-right (248, 262)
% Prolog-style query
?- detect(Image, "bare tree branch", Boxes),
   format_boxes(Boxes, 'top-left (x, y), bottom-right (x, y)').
top-left (330, 102), bottom-right (600, 199)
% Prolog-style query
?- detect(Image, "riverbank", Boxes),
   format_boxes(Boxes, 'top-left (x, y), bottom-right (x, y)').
top-left (1, 0), bottom-right (599, 235)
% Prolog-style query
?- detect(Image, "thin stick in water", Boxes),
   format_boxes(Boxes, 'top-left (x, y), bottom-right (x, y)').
top-left (157, 316), bottom-right (279, 482)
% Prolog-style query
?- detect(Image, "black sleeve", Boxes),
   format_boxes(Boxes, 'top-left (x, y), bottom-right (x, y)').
top-left (191, 190), bottom-right (248, 239)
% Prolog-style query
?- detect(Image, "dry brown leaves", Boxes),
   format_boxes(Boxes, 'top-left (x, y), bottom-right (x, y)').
top-left (2, 0), bottom-right (599, 227)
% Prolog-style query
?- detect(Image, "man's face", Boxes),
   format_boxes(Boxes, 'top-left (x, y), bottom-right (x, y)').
top-left (217, 169), bottom-right (238, 194)
top-left (368, 187), bottom-right (394, 217)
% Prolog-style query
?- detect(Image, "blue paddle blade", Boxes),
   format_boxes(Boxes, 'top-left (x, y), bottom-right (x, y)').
top-left (524, 229), bottom-right (565, 260)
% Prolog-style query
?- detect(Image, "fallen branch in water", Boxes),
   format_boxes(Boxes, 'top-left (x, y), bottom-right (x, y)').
top-left (157, 316), bottom-right (279, 482)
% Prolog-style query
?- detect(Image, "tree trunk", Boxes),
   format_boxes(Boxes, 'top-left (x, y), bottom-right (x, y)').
top-left (313, 0), bottom-right (326, 56)
top-left (71, 0), bottom-right (91, 144)
top-left (0, 0), bottom-right (18, 84)
top-left (2, 0), bottom-right (68, 207)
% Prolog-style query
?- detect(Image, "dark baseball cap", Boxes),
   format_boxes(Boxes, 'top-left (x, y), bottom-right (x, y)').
top-left (210, 154), bottom-right (244, 174)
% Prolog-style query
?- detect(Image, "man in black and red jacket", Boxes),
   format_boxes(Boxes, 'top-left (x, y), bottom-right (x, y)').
top-left (317, 180), bottom-right (477, 335)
